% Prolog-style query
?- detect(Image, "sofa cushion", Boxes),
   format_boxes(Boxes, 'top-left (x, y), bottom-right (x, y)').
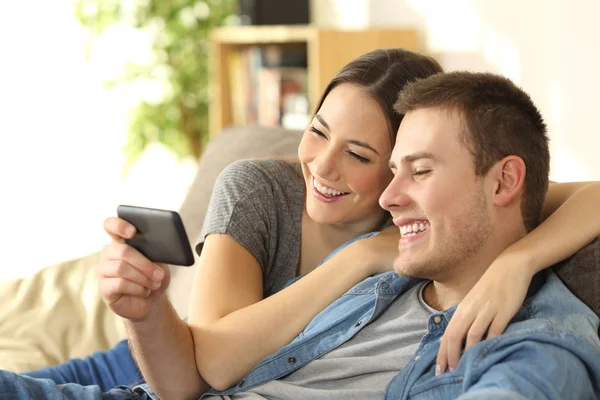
top-left (168, 125), bottom-right (303, 317)
top-left (0, 252), bottom-right (127, 372)
top-left (554, 236), bottom-right (600, 333)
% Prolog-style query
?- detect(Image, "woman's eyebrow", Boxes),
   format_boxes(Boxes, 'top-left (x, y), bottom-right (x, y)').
top-left (347, 139), bottom-right (380, 155)
top-left (315, 113), bottom-right (380, 155)
top-left (315, 114), bottom-right (330, 130)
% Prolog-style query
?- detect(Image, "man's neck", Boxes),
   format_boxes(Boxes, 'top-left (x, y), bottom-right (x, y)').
top-left (422, 274), bottom-right (484, 311)
top-left (422, 228), bottom-right (527, 311)
top-left (422, 269), bottom-right (487, 311)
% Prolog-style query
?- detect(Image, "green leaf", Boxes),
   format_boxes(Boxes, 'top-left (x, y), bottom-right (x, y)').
top-left (74, 0), bottom-right (237, 173)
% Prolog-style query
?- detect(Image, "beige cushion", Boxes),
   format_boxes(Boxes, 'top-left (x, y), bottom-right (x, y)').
top-left (0, 252), bottom-right (127, 372)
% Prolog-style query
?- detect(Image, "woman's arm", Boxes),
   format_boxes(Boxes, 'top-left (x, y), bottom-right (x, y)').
top-left (129, 157), bottom-right (394, 396)
top-left (436, 180), bottom-right (600, 374)
top-left (187, 230), bottom-right (395, 391)
top-left (128, 228), bottom-right (396, 398)
top-left (98, 217), bottom-right (209, 400)
top-left (526, 181), bottom-right (600, 269)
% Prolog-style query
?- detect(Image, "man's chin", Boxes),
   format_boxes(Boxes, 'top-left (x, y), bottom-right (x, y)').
top-left (392, 258), bottom-right (430, 279)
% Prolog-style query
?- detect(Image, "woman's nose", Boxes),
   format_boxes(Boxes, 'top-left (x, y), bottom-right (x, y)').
top-left (314, 149), bottom-right (341, 182)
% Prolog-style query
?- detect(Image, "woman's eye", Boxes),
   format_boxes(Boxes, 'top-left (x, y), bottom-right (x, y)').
top-left (349, 152), bottom-right (370, 164)
top-left (309, 126), bottom-right (326, 138)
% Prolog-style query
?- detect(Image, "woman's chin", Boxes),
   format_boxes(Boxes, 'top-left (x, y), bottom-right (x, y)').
top-left (306, 206), bottom-right (341, 225)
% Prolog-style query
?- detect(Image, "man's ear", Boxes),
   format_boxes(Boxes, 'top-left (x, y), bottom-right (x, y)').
top-left (491, 156), bottom-right (526, 207)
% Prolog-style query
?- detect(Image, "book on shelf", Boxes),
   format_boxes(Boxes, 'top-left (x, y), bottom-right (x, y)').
top-left (228, 46), bottom-right (309, 129)
top-left (227, 50), bottom-right (247, 126)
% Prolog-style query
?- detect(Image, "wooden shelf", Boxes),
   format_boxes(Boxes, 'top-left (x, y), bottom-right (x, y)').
top-left (211, 25), bottom-right (315, 44)
top-left (209, 25), bottom-right (422, 135)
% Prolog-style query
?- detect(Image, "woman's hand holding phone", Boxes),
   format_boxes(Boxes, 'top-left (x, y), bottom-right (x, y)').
top-left (98, 216), bottom-right (172, 322)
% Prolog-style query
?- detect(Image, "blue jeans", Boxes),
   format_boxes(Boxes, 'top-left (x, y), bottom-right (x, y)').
top-left (23, 339), bottom-right (143, 393)
top-left (0, 370), bottom-right (150, 399)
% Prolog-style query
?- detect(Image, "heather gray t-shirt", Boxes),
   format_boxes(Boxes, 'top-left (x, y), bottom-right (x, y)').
top-left (209, 282), bottom-right (434, 400)
top-left (196, 159), bottom-right (305, 297)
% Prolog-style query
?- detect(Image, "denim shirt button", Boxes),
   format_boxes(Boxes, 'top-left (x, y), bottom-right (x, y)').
top-left (433, 315), bottom-right (443, 324)
top-left (238, 379), bottom-right (245, 387)
top-left (288, 356), bottom-right (297, 364)
top-left (354, 321), bottom-right (362, 328)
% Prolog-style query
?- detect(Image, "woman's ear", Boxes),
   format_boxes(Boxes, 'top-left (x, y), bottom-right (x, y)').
top-left (492, 156), bottom-right (526, 207)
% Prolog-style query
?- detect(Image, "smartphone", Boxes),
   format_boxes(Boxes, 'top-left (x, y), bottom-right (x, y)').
top-left (116, 205), bottom-right (195, 266)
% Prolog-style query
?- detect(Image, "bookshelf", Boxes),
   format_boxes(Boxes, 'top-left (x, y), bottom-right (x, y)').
top-left (209, 25), bottom-right (422, 135)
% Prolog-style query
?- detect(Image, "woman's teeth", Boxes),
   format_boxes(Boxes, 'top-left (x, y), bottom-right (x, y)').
top-left (314, 178), bottom-right (346, 197)
top-left (400, 221), bottom-right (430, 236)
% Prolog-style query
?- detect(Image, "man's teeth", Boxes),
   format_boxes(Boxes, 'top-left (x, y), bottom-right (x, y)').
top-left (314, 178), bottom-right (345, 197)
top-left (400, 221), bottom-right (430, 236)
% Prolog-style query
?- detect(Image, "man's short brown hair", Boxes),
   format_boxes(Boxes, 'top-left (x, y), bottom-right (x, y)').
top-left (395, 72), bottom-right (550, 232)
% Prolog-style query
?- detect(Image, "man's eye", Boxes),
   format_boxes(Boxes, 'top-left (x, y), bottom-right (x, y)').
top-left (413, 170), bottom-right (431, 176)
top-left (309, 126), bottom-right (326, 138)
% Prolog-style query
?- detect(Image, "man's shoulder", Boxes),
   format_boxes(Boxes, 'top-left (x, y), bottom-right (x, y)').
top-left (496, 270), bottom-right (600, 349)
top-left (456, 272), bottom-right (600, 394)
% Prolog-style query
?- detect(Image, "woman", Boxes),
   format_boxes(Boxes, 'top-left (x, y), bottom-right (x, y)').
top-left (27, 48), bottom-right (600, 397)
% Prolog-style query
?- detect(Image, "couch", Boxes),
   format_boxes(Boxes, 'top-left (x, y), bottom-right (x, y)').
top-left (0, 125), bottom-right (598, 373)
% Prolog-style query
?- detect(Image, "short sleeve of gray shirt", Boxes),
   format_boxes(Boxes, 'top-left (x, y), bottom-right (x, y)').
top-left (195, 159), bottom-right (305, 297)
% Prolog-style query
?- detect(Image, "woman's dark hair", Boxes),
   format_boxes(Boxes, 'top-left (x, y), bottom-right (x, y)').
top-left (313, 48), bottom-right (443, 144)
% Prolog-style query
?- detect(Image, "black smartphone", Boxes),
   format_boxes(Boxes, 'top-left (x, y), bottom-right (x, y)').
top-left (116, 205), bottom-right (195, 266)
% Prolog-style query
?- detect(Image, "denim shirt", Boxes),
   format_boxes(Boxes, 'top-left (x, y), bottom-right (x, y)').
top-left (138, 234), bottom-right (600, 399)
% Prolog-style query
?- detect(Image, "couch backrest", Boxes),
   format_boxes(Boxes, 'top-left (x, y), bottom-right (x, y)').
top-left (554, 236), bottom-right (600, 334)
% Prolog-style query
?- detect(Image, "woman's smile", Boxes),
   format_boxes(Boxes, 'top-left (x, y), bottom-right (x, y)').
top-left (312, 177), bottom-right (350, 203)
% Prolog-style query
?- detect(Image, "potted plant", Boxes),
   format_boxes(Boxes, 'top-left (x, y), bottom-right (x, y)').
top-left (74, 0), bottom-right (236, 170)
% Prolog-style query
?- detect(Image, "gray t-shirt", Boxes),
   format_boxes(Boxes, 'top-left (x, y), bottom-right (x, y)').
top-left (196, 159), bottom-right (305, 297)
top-left (210, 282), bottom-right (434, 400)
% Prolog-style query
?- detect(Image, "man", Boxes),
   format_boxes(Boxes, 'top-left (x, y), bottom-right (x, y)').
top-left (1, 71), bottom-right (599, 399)
top-left (186, 71), bottom-right (599, 399)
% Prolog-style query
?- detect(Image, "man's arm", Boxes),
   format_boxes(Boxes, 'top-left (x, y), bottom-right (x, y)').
top-left (457, 338), bottom-right (599, 400)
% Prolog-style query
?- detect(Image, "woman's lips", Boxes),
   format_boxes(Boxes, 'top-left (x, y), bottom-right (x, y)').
top-left (311, 178), bottom-right (349, 203)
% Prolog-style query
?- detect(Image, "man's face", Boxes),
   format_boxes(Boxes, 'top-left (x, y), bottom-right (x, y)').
top-left (379, 107), bottom-right (492, 281)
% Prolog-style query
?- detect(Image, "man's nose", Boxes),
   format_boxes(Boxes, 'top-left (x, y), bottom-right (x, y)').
top-left (379, 175), bottom-right (412, 211)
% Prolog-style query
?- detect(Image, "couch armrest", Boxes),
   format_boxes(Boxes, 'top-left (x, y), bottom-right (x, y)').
top-left (0, 252), bottom-right (127, 372)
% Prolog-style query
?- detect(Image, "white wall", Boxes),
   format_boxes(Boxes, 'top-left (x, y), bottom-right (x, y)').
top-left (312, 0), bottom-right (600, 181)
top-left (0, 1), bottom-right (197, 281)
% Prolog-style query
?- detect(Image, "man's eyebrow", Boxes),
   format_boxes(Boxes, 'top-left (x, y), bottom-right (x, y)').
top-left (315, 114), bottom-right (380, 155)
top-left (315, 114), bottom-right (330, 130)
top-left (388, 152), bottom-right (438, 170)
top-left (402, 152), bottom-right (439, 163)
